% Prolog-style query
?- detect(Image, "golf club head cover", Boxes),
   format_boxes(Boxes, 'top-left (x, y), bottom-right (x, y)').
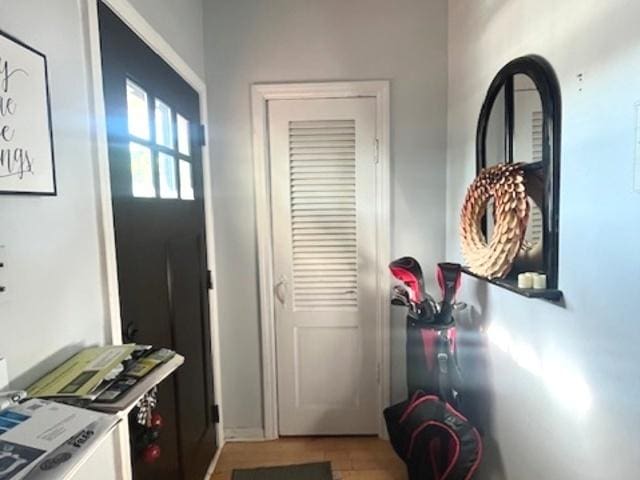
top-left (436, 262), bottom-right (462, 305)
top-left (389, 257), bottom-right (425, 303)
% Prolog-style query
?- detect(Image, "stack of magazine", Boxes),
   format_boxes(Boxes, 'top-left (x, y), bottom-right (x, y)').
top-left (0, 345), bottom-right (177, 479)
top-left (26, 345), bottom-right (176, 408)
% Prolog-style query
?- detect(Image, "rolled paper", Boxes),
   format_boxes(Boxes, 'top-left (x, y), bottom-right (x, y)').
top-left (518, 272), bottom-right (533, 289)
top-left (532, 273), bottom-right (547, 290)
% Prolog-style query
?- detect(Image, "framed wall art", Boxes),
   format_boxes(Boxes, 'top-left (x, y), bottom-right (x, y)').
top-left (0, 29), bottom-right (56, 195)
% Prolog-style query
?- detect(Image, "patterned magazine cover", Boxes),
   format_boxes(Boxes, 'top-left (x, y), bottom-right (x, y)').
top-left (0, 399), bottom-right (117, 480)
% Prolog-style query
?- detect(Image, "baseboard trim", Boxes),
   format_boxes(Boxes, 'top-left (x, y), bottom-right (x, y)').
top-left (223, 428), bottom-right (266, 442)
top-left (203, 443), bottom-right (223, 480)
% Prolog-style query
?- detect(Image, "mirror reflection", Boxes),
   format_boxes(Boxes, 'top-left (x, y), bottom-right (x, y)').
top-left (523, 200), bottom-right (543, 248)
top-left (485, 85), bottom-right (506, 167)
top-left (483, 74), bottom-right (545, 259)
top-left (513, 74), bottom-right (543, 164)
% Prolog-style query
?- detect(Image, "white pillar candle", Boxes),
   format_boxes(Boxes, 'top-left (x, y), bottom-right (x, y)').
top-left (532, 273), bottom-right (547, 290)
top-left (518, 272), bottom-right (533, 289)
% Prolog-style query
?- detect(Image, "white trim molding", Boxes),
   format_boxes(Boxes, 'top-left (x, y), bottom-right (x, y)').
top-left (223, 428), bottom-right (267, 442)
top-left (82, 0), bottom-right (225, 477)
top-left (204, 445), bottom-right (223, 480)
top-left (251, 81), bottom-right (391, 440)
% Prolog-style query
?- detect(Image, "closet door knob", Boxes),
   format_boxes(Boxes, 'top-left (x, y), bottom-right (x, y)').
top-left (274, 277), bottom-right (287, 305)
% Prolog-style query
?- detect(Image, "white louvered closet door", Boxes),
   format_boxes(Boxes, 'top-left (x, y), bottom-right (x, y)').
top-left (513, 80), bottom-right (544, 247)
top-left (269, 97), bottom-right (379, 435)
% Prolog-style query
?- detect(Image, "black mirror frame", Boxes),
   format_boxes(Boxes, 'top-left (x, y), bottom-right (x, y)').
top-left (476, 55), bottom-right (561, 290)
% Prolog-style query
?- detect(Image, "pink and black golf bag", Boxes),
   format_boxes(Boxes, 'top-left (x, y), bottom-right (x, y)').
top-left (385, 258), bottom-right (483, 479)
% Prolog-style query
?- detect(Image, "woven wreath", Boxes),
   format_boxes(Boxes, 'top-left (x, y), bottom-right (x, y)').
top-left (460, 163), bottom-right (530, 279)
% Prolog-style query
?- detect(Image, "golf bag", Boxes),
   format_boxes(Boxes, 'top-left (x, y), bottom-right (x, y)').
top-left (385, 391), bottom-right (482, 480)
top-left (385, 258), bottom-right (483, 480)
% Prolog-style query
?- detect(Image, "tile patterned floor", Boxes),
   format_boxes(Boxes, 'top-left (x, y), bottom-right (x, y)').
top-left (211, 437), bottom-right (408, 480)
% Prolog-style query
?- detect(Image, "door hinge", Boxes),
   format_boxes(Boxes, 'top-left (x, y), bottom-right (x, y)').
top-left (374, 138), bottom-right (380, 164)
top-left (206, 270), bottom-right (214, 290)
top-left (199, 124), bottom-right (207, 147)
top-left (211, 404), bottom-right (220, 424)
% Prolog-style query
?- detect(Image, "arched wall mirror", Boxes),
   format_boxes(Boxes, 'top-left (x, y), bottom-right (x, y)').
top-left (476, 55), bottom-right (561, 292)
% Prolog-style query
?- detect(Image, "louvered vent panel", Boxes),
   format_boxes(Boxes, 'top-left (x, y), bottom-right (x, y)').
top-left (527, 110), bottom-right (544, 245)
top-left (532, 111), bottom-right (543, 163)
top-left (526, 202), bottom-right (544, 245)
top-left (289, 120), bottom-right (358, 311)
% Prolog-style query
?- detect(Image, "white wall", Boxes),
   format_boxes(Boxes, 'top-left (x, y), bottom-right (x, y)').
top-left (447, 0), bottom-right (640, 478)
top-left (0, 1), bottom-right (116, 478)
top-left (203, 0), bottom-right (449, 432)
top-left (0, 0), bottom-right (108, 406)
top-left (0, 0), bottom-right (205, 478)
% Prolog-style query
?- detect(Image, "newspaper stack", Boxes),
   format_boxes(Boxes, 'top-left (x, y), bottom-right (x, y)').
top-left (0, 399), bottom-right (118, 480)
top-left (26, 345), bottom-right (138, 402)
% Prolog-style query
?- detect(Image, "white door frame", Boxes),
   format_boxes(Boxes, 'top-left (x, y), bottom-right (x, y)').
top-left (82, 1), bottom-right (225, 478)
top-left (251, 81), bottom-right (391, 439)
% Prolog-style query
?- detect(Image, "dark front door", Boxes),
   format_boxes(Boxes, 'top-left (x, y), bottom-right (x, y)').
top-left (98, 2), bottom-right (217, 479)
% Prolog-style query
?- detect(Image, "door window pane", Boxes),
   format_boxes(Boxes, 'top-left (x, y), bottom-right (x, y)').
top-left (126, 80), bottom-right (150, 140)
top-left (159, 152), bottom-right (178, 199)
top-left (155, 99), bottom-right (174, 148)
top-left (177, 114), bottom-right (191, 156)
top-left (179, 159), bottom-right (195, 200)
top-left (129, 142), bottom-right (155, 197)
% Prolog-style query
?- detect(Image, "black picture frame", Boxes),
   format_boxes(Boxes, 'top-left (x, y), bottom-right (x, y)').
top-left (473, 55), bottom-right (561, 294)
top-left (0, 28), bottom-right (57, 196)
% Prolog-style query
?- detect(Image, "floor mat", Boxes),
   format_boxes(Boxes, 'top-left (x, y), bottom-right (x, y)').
top-left (232, 462), bottom-right (333, 480)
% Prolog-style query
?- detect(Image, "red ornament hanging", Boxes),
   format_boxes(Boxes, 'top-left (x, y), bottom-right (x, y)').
top-left (142, 443), bottom-right (161, 464)
top-left (150, 412), bottom-right (164, 430)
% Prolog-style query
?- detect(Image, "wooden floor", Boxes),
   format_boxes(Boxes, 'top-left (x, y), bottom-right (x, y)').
top-left (211, 437), bottom-right (408, 480)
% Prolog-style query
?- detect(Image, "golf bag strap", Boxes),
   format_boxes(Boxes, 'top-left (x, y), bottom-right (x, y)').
top-left (436, 333), bottom-right (463, 406)
top-left (436, 335), bottom-right (452, 403)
